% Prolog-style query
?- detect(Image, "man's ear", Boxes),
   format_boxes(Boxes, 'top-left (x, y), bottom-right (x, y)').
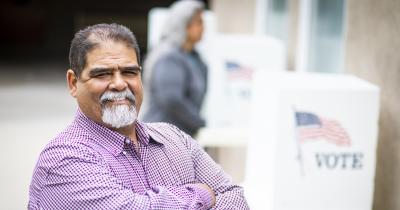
top-left (67, 69), bottom-right (78, 98)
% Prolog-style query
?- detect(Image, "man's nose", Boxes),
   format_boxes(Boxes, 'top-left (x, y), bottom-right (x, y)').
top-left (109, 72), bottom-right (128, 91)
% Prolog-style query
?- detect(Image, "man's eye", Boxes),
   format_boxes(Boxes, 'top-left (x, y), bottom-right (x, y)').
top-left (93, 72), bottom-right (111, 78)
top-left (124, 70), bottom-right (138, 75)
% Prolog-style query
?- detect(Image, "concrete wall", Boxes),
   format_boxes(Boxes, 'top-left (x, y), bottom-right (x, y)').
top-left (344, 0), bottom-right (400, 209)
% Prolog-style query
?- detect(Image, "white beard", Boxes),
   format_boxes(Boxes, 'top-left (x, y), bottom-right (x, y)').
top-left (102, 104), bottom-right (137, 128)
top-left (100, 89), bottom-right (137, 128)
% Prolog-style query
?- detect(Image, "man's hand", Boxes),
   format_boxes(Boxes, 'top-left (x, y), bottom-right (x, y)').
top-left (196, 183), bottom-right (216, 207)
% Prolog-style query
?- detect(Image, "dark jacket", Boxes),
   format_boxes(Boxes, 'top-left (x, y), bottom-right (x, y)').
top-left (142, 47), bottom-right (207, 136)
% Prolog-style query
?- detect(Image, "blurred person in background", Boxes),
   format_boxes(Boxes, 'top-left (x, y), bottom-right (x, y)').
top-left (142, 0), bottom-right (208, 137)
top-left (28, 23), bottom-right (248, 209)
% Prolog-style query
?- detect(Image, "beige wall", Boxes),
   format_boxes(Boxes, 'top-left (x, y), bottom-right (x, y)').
top-left (211, 0), bottom-right (255, 33)
top-left (287, 0), bottom-right (299, 71)
top-left (344, 0), bottom-right (400, 209)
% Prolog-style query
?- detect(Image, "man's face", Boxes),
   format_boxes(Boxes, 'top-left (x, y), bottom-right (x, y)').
top-left (67, 40), bottom-right (143, 128)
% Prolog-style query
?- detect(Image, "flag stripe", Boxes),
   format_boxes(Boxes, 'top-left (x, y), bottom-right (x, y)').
top-left (225, 61), bottom-right (253, 80)
top-left (296, 112), bottom-right (351, 147)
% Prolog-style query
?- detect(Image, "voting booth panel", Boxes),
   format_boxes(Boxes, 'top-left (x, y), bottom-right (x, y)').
top-left (197, 35), bottom-right (285, 147)
top-left (245, 72), bottom-right (380, 210)
top-left (202, 34), bottom-right (286, 130)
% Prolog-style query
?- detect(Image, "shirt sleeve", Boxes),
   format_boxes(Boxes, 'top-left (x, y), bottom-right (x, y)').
top-left (32, 142), bottom-right (213, 210)
top-left (180, 130), bottom-right (250, 209)
top-left (150, 54), bottom-right (205, 131)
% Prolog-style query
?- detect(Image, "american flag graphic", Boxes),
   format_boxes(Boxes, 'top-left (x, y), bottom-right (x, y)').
top-left (295, 111), bottom-right (351, 147)
top-left (225, 61), bottom-right (253, 80)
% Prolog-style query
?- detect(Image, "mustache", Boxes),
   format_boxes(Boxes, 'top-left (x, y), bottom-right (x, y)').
top-left (100, 89), bottom-right (136, 105)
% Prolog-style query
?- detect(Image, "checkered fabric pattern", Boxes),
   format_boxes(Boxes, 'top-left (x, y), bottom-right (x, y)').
top-left (28, 109), bottom-right (249, 209)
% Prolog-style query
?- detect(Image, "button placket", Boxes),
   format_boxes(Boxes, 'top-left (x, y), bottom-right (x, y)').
top-left (122, 138), bottom-right (131, 156)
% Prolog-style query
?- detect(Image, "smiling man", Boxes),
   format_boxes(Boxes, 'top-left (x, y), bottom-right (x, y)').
top-left (28, 23), bottom-right (248, 209)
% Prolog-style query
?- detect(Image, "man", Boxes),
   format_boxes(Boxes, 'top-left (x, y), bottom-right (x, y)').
top-left (28, 23), bottom-right (249, 209)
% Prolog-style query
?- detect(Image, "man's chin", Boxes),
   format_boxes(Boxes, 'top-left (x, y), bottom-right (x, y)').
top-left (101, 104), bottom-right (137, 129)
top-left (102, 119), bottom-right (136, 129)
top-left (106, 121), bottom-right (135, 129)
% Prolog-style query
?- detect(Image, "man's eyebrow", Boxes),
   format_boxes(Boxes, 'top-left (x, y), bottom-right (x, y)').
top-left (120, 65), bottom-right (142, 71)
top-left (88, 67), bottom-right (113, 76)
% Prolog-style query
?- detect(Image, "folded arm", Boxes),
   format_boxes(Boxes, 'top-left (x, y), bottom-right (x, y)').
top-left (31, 143), bottom-right (213, 210)
top-left (181, 130), bottom-right (250, 209)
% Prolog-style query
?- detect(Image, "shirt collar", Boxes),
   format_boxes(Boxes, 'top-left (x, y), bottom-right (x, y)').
top-left (74, 109), bottom-right (164, 156)
top-left (135, 121), bottom-right (165, 145)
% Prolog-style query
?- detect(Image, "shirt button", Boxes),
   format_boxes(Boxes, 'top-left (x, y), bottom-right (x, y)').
top-left (125, 139), bottom-right (131, 144)
top-left (122, 151), bottom-right (127, 155)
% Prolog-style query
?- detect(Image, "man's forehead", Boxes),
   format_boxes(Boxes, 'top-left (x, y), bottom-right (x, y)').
top-left (88, 64), bottom-right (141, 70)
top-left (85, 42), bottom-right (138, 64)
top-left (86, 37), bottom-right (135, 52)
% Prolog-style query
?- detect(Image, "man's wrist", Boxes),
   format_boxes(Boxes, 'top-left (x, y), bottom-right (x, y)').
top-left (186, 184), bottom-right (215, 209)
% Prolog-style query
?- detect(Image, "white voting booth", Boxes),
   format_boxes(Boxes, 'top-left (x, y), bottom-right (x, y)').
top-left (245, 71), bottom-right (380, 210)
top-left (198, 34), bottom-right (285, 146)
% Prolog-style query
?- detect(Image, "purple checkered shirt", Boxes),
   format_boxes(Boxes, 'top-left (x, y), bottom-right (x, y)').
top-left (28, 109), bottom-right (248, 209)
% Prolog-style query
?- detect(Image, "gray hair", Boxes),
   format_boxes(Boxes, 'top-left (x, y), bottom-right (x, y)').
top-left (143, 0), bottom-right (204, 84)
top-left (69, 23), bottom-right (141, 77)
top-left (159, 0), bottom-right (205, 47)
